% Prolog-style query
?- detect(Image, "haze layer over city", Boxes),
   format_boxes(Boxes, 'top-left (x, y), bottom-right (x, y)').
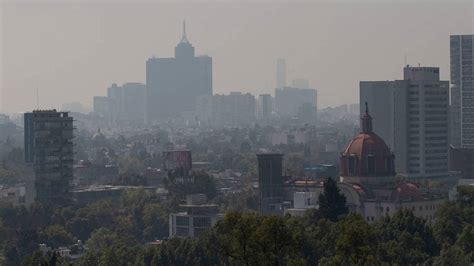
top-left (1, 1), bottom-right (473, 112)
top-left (0, 0), bottom-right (473, 265)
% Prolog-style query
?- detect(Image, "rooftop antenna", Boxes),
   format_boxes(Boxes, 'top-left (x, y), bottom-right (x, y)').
top-left (36, 88), bottom-right (39, 110)
top-left (404, 54), bottom-right (407, 66)
top-left (181, 20), bottom-right (188, 43)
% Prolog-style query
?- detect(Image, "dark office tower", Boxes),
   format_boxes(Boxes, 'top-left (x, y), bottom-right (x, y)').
top-left (257, 153), bottom-right (284, 214)
top-left (276, 58), bottom-right (287, 89)
top-left (146, 21), bottom-right (212, 122)
top-left (24, 110), bottom-right (74, 203)
top-left (450, 35), bottom-right (474, 148)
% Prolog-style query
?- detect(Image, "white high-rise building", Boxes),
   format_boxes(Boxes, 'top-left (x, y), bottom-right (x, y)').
top-left (450, 35), bottom-right (474, 148)
top-left (360, 66), bottom-right (450, 180)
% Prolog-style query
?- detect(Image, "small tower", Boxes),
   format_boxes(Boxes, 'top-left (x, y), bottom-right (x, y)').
top-left (175, 20), bottom-right (195, 59)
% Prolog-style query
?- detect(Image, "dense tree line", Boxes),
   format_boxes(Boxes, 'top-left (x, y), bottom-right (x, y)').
top-left (0, 184), bottom-right (472, 265)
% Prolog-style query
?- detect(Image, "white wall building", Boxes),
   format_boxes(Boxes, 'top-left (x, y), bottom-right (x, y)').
top-left (360, 66), bottom-right (450, 181)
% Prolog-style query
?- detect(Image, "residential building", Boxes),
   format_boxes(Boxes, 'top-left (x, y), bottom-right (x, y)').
top-left (169, 194), bottom-right (223, 238)
top-left (450, 35), bottom-right (474, 148)
top-left (275, 87), bottom-right (317, 121)
top-left (257, 94), bottom-right (272, 122)
top-left (24, 110), bottom-right (74, 202)
top-left (360, 66), bottom-right (450, 181)
top-left (196, 92), bottom-right (256, 127)
top-left (93, 96), bottom-right (109, 117)
top-left (449, 146), bottom-right (474, 179)
top-left (257, 153), bottom-right (284, 214)
top-left (107, 82), bottom-right (146, 126)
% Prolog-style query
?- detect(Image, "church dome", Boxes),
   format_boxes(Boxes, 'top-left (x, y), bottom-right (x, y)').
top-left (390, 182), bottom-right (423, 201)
top-left (340, 103), bottom-right (395, 177)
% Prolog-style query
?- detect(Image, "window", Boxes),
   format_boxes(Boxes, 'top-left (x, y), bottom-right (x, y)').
top-left (193, 217), bottom-right (211, 228)
top-left (367, 155), bottom-right (376, 174)
top-left (348, 156), bottom-right (356, 175)
top-left (176, 216), bottom-right (189, 227)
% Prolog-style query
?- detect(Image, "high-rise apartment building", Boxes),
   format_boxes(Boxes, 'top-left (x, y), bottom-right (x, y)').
top-left (24, 110), bottom-right (74, 202)
top-left (196, 92), bottom-right (256, 127)
top-left (107, 82), bottom-right (146, 126)
top-left (257, 94), bottom-right (273, 122)
top-left (450, 35), bottom-right (474, 148)
top-left (276, 58), bottom-right (287, 89)
top-left (275, 87), bottom-right (317, 122)
top-left (257, 153), bottom-right (284, 214)
top-left (360, 66), bottom-right (450, 180)
top-left (146, 22), bottom-right (212, 122)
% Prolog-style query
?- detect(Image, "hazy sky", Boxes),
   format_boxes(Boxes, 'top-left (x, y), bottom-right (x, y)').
top-left (1, 0), bottom-right (473, 113)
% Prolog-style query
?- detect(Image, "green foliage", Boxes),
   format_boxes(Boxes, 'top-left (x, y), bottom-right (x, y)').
top-left (324, 214), bottom-right (377, 265)
top-left (433, 186), bottom-right (474, 263)
top-left (375, 210), bottom-right (438, 265)
top-left (39, 225), bottom-right (75, 248)
top-left (1, 182), bottom-right (473, 265)
top-left (215, 188), bottom-right (258, 212)
top-left (79, 228), bottom-right (140, 266)
top-left (316, 177), bottom-right (348, 222)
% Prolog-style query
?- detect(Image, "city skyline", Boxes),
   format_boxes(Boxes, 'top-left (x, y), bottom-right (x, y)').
top-left (1, 1), bottom-right (473, 113)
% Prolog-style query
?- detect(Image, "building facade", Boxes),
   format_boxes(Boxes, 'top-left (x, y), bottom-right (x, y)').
top-left (257, 153), bottom-right (284, 214)
top-left (146, 23), bottom-right (212, 122)
top-left (196, 92), bottom-right (256, 127)
top-left (24, 110), bottom-right (74, 202)
top-left (338, 106), bottom-right (446, 222)
top-left (257, 94), bottom-right (273, 122)
top-left (360, 66), bottom-right (450, 180)
top-left (449, 146), bottom-right (474, 179)
top-left (274, 87), bottom-right (317, 121)
top-left (450, 34), bottom-right (474, 148)
top-left (169, 194), bottom-right (223, 238)
top-left (107, 82), bottom-right (146, 126)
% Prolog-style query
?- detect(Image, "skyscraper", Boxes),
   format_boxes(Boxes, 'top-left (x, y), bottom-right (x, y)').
top-left (24, 110), bottom-right (74, 202)
top-left (107, 82), bottom-right (146, 126)
top-left (360, 66), bottom-right (450, 181)
top-left (196, 92), bottom-right (256, 127)
top-left (146, 22), bottom-right (212, 122)
top-left (450, 35), bottom-right (474, 148)
top-left (274, 87), bottom-right (317, 120)
top-left (257, 153), bottom-right (284, 214)
top-left (257, 94), bottom-right (273, 122)
top-left (276, 58), bottom-right (287, 89)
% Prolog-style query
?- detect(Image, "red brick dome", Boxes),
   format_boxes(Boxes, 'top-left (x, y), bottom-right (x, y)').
top-left (390, 182), bottom-right (423, 201)
top-left (340, 103), bottom-right (395, 177)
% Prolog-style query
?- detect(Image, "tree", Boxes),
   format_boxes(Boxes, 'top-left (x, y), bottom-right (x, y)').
top-left (142, 203), bottom-right (168, 241)
top-left (320, 214), bottom-right (377, 265)
top-left (375, 209), bottom-right (438, 265)
top-left (79, 228), bottom-right (139, 266)
top-left (40, 225), bottom-right (75, 248)
top-left (210, 211), bottom-right (262, 265)
top-left (316, 177), bottom-right (348, 222)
